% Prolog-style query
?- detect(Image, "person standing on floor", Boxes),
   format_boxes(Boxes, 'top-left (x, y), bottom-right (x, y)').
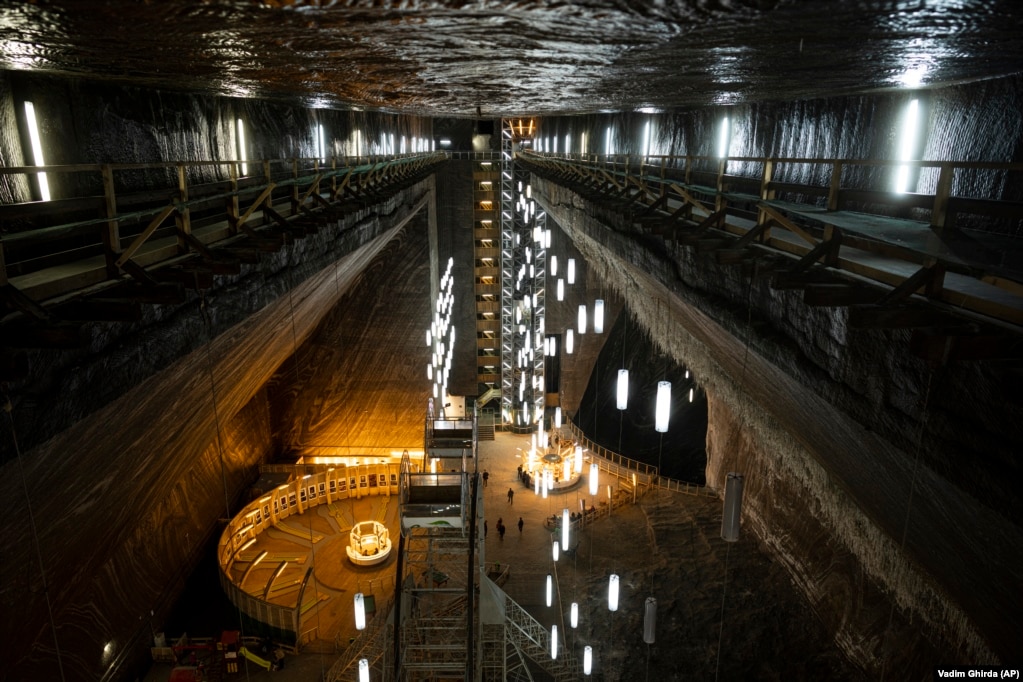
top-left (507, 487), bottom-right (514, 504)
top-left (498, 521), bottom-right (506, 540)
top-left (482, 470), bottom-right (489, 487)
top-left (517, 517), bottom-right (523, 533)
top-left (484, 520), bottom-right (488, 537)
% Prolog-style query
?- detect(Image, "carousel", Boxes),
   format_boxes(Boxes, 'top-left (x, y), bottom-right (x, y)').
top-left (522, 428), bottom-right (584, 492)
top-left (346, 520), bottom-right (393, 566)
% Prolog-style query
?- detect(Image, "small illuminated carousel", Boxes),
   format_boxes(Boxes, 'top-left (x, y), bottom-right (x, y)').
top-left (523, 417), bottom-right (584, 493)
top-left (346, 520), bottom-right (392, 566)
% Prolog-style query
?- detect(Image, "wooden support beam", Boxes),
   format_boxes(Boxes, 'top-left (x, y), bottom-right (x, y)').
top-left (847, 305), bottom-right (964, 329)
top-left (333, 167), bottom-right (358, 200)
top-left (669, 184), bottom-right (712, 217)
top-left (0, 282), bottom-right (53, 321)
top-left (827, 161), bottom-right (844, 211)
top-left (877, 263), bottom-right (942, 306)
top-left (175, 164), bottom-right (191, 253)
top-left (759, 204), bottom-right (819, 247)
top-left (100, 164), bottom-right (121, 278)
top-left (297, 173), bottom-right (323, 208)
top-left (788, 233), bottom-right (841, 274)
top-left (175, 229), bottom-right (217, 260)
top-left (769, 270), bottom-right (837, 290)
top-left (803, 283), bottom-right (882, 307)
top-left (119, 258), bottom-right (159, 286)
top-left (115, 203), bottom-right (178, 269)
top-left (236, 184), bottom-right (276, 229)
top-left (930, 165), bottom-right (955, 230)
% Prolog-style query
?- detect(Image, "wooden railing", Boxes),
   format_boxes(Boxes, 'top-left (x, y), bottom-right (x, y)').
top-left (521, 152), bottom-right (1023, 345)
top-left (1, 153), bottom-right (445, 300)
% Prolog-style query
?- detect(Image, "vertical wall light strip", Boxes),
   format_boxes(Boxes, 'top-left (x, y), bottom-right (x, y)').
top-left (318, 123), bottom-right (326, 162)
top-left (894, 98), bottom-right (920, 194)
top-left (565, 133), bottom-right (571, 155)
top-left (236, 118), bottom-right (248, 176)
top-left (23, 101), bottom-right (49, 201)
top-left (717, 116), bottom-right (730, 159)
top-left (605, 126), bottom-right (613, 155)
top-left (642, 120), bottom-right (652, 159)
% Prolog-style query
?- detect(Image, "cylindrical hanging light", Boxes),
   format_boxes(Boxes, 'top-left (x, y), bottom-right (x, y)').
top-left (655, 381), bottom-right (671, 433)
top-left (557, 278), bottom-right (564, 301)
top-left (563, 457), bottom-right (571, 482)
top-left (426, 329), bottom-right (432, 346)
top-left (689, 387), bottom-right (694, 403)
top-left (578, 305), bottom-right (587, 334)
top-left (555, 406), bottom-right (562, 428)
top-left (562, 508), bottom-right (570, 549)
top-left (566, 329), bottom-right (574, 354)
top-left (643, 597), bottom-right (657, 644)
top-left (722, 472), bottom-right (744, 542)
top-left (545, 229), bottom-right (552, 248)
top-left (575, 445), bottom-right (583, 473)
top-left (583, 645), bottom-right (592, 675)
top-left (608, 574), bottom-right (619, 612)
top-left (359, 658), bottom-right (370, 682)
top-left (567, 258), bottom-right (576, 284)
top-left (551, 625), bottom-right (558, 659)
top-left (354, 592), bottom-right (367, 630)
top-left (535, 470), bottom-right (541, 495)
top-left (589, 463), bottom-right (599, 496)
top-left (570, 602), bottom-right (579, 628)
top-left (616, 369), bottom-right (629, 410)
top-left (546, 574), bottom-right (553, 606)
top-left (594, 299), bottom-right (605, 334)
top-left (551, 255), bottom-right (558, 276)
top-left (552, 540), bottom-right (560, 561)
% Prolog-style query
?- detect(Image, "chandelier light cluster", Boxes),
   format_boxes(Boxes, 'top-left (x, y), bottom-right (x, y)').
top-left (427, 257), bottom-right (456, 404)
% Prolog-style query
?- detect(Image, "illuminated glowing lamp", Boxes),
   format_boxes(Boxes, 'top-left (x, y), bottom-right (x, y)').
top-left (562, 508), bottom-right (570, 549)
top-left (359, 658), bottom-right (370, 682)
top-left (535, 471), bottom-right (541, 495)
top-left (566, 329), bottom-right (574, 354)
top-left (718, 115), bottom-right (730, 159)
top-left (545, 230), bottom-right (552, 248)
top-left (689, 387), bottom-right (694, 403)
top-left (354, 593), bottom-right (367, 630)
top-left (574, 445), bottom-right (583, 473)
top-left (578, 305), bottom-right (587, 334)
top-left (608, 574), bottom-right (619, 612)
top-left (584, 645), bottom-right (593, 675)
top-left (593, 299), bottom-right (605, 334)
top-left (551, 625), bottom-right (558, 659)
top-left (557, 278), bottom-right (564, 301)
top-left (23, 102), bottom-right (50, 201)
top-left (555, 407), bottom-right (562, 428)
top-left (655, 381), bottom-right (671, 433)
top-left (236, 117), bottom-right (248, 175)
top-left (722, 472), bottom-right (744, 542)
top-left (589, 463), bottom-right (599, 496)
top-left (570, 602), bottom-right (579, 628)
top-left (567, 258), bottom-right (576, 284)
top-left (427, 364), bottom-right (433, 381)
top-left (551, 255), bottom-right (558, 276)
top-left (552, 540), bottom-right (559, 562)
top-left (617, 369), bottom-right (629, 410)
top-left (546, 574), bottom-right (553, 606)
top-left (426, 329), bottom-right (432, 346)
top-left (644, 597), bottom-right (657, 644)
top-left (563, 457), bottom-right (571, 482)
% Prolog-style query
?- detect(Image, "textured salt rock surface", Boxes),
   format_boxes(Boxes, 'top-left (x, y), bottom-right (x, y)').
top-left (534, 174), bottom-right (1023, 673)
top-left (1, 1), bottom-right (1021, 114)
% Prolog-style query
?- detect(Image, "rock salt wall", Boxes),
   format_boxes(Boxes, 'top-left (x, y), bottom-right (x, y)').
top-left (0, 177), bottom-right (435, 681)
top-left (534, 172), bottom-right (1023, 676)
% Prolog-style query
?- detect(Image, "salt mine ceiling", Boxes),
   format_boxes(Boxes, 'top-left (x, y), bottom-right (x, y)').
top-left (1, 0), bottom-right (1022, 115)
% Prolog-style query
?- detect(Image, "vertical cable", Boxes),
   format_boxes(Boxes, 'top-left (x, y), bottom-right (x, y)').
top-left (4, 394), bottom-right (67, 682)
